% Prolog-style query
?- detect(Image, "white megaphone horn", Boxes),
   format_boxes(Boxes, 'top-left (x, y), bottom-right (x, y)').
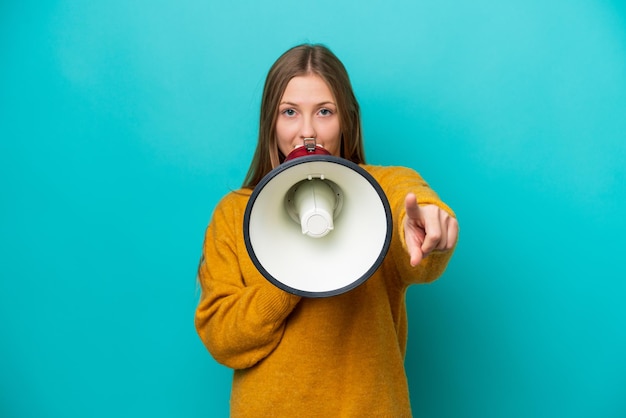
top-left (243, 138), bottom-right (392, 297)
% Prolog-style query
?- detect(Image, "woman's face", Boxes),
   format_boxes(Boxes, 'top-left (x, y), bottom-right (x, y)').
top-left (275, 74), bottom-right (342, 158)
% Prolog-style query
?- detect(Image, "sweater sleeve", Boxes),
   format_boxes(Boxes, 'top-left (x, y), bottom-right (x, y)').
top-left (371, 166), bottom-right (458, 286)
top-left (194, 192), bottom-right (302, 370)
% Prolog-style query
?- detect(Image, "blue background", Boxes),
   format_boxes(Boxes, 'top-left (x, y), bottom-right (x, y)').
top-left (2, 1), bottom-right (625, 417)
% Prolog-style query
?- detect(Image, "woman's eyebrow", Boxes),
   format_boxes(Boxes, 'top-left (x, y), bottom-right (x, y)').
top-left (279, 101), bottom-right (336, 106)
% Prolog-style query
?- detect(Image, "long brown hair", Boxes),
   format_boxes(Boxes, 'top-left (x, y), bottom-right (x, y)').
top-left (242, 44), bottom-right (365, 189)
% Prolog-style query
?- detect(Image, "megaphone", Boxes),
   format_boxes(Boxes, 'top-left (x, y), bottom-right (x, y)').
top-left (243, 139), bottom-right (392, 298)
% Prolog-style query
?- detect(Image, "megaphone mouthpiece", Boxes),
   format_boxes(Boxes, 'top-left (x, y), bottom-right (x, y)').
top-left (285, 139), bottom-right (330, 161)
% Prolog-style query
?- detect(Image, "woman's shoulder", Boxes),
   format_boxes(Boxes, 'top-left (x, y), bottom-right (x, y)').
top-left (217, 188), bottom-right (252, 205)
top-left (360, 164), bottom-right (424, 183)
top-left (203, 189), bottom-right (252, 236)
top-left (211, 188), bottom-right (253, 218)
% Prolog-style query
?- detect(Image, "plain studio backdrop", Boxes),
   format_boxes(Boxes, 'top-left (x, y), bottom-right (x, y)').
top-left (1, 1), bottom-right (625, 417)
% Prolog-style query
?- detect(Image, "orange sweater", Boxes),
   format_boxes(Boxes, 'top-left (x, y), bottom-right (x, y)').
top-left (195, 165), bottom-right (456, 417)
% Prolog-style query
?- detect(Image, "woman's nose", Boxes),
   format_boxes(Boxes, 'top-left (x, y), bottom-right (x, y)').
top-left (299, 116), bottom-right (316, 139)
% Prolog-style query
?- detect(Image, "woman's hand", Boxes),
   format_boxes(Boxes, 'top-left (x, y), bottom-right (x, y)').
top-left (404, 193), bottom-right (459, 267)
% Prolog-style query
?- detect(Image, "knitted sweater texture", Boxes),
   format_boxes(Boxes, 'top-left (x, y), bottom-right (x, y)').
top-left (195, 165), bottom-right (455, 417)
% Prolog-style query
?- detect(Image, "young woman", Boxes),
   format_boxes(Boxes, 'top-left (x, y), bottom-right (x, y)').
top-left (195, 44), bottom-right (458, 417)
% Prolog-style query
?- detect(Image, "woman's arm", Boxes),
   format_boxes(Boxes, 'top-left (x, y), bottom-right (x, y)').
top-left (371, 166), bottom-right (459, 285)
top-left (194, 194), bottom-right (301, 370)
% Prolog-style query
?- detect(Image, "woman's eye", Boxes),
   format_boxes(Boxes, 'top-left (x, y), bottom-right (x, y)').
top-left (282, 109), bottom-right (296, 117)
top-left (319, 108), bottom-right (333, 116)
